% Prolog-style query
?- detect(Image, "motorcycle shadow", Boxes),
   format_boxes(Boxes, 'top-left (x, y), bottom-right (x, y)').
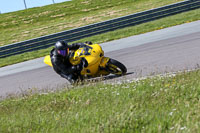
top-left (103, 72), bottom-right (134, 80)
top-left (73, 72), bottom-right (134, 85)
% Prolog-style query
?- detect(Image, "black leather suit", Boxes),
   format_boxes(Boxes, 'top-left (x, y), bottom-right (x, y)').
top-left (50, 43), bottom-right (85, 83)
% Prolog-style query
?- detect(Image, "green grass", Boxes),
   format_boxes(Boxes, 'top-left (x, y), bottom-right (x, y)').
top-left (0, 0), bottom-right (185, 46)
top-left (1, 1), bottom-right (200, 131)
top-left (1, 70), bottom-right (200, 132)
top-left (1, 8), bottom-right (200, 68)
top-left (1, 0), bottom-right (195, 68)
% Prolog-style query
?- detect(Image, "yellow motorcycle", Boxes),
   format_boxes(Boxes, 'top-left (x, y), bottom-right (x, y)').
top-left (44, 43), bottom-right (127, 79)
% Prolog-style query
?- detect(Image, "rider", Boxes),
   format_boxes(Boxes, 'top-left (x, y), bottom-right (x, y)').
top-left (50, 40), bottom-right (91, 83)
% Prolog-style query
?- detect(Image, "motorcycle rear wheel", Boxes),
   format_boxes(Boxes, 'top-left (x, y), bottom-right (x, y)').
top-left (107, 58), bottom-right (127, 75)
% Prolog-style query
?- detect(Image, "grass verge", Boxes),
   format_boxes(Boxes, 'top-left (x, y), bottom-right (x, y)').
top-left (0, 0), bottom-right (184, 46)
top-left (0, 70), bottom-right (200, 132)
top-left (0, 8), bottom-right (200, 67)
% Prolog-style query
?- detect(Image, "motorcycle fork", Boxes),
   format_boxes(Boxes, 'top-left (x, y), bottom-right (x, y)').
top-left (100, 57), bottom-right (110, 68)
top-left (98, 57), bottom-right (110, 75)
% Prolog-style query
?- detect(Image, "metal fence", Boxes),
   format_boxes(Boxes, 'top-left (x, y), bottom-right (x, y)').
top-left (0, 0), bottom-right (199, 58)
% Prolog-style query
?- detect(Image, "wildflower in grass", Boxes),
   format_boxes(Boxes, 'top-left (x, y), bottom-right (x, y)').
top-left (172, 109), bottom-right (176, 111)
top-left (86, 99), bottom-right (90, 105)
top-left (169, 112), bottom-right (173, 116)
top-left (165, 83), bottom-right (170, 88)
top-left (55, 117), bottom-right (59, 121)
top-left (180, 126), bottom-right (186, 130)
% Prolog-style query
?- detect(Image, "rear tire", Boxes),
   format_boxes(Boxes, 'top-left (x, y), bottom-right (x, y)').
top-left (107, 58), bottom-right (127, 75)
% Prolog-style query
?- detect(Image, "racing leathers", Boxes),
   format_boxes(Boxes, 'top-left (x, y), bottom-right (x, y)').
top-left (50, 43), bottom-right (85, 83)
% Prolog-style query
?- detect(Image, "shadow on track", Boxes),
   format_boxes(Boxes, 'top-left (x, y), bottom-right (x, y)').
top-left (103, 72), bottom-right (134, 80)
top-left (72, 72), bottom-right (134, 86)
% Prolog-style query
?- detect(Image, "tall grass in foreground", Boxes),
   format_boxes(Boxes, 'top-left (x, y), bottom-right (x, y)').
top-left (0, 70), bottom-right (200, 132)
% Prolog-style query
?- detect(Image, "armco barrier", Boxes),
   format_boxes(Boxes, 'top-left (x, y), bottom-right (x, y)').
top-left (0, 0), bottom-right (199, 58)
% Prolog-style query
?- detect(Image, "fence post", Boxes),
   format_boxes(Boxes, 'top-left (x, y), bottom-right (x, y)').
top-left (23, 0), bottom-right (27, 9)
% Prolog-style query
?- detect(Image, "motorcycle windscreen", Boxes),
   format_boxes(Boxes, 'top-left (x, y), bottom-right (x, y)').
top-left (44, 55), bottom-right (53, 67)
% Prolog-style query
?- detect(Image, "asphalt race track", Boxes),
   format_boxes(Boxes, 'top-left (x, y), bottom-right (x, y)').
top-left (0, 21), bottom-right (200, 97)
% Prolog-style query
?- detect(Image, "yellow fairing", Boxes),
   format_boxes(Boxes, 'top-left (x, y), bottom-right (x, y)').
top-left (44, 55), bottom-right (52, 67)
top-left (69, 44), bottom-right (107, 76)
top-left (43, 44), bottom-right (110, 77)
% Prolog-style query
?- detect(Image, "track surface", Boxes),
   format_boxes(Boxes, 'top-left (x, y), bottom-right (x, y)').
top-left (0, 21), bottom-right (200, 97)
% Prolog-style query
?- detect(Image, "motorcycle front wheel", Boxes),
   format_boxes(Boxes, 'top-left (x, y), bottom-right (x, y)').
top-left (107, 58), bottom-right (127, 75)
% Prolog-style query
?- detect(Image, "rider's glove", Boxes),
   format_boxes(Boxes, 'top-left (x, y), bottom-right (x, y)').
top-left (76, 63), bottom-right (83, 72)
top-left (75, 58), bottom-right (88, 72)
top-left (81, 57), bottom-right (88, 68)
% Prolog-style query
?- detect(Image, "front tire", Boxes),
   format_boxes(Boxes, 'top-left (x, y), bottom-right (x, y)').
top-left (107, 58), bottom-right (127, 75)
